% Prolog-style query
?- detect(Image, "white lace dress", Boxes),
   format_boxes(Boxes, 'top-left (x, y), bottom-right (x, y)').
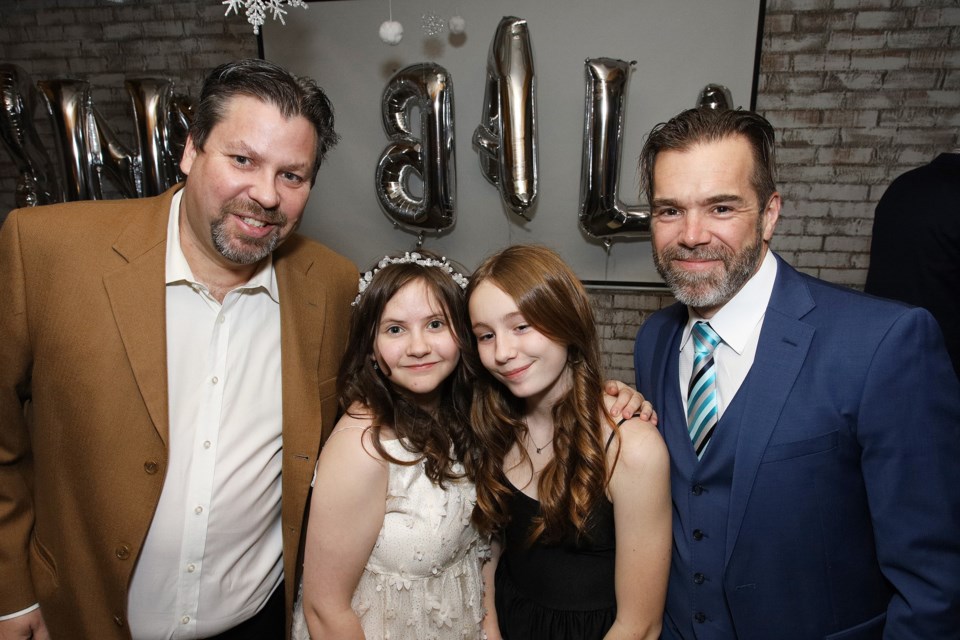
top-left (292, 438), bottom-right (488, 639)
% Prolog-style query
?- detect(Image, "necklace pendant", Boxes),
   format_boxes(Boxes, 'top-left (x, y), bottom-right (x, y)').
top-left (536, 446), bottom-right (542, 454)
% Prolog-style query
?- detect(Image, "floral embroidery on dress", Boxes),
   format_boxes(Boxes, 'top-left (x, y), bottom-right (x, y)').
top-left (291, 437), bottom-right (487, 640)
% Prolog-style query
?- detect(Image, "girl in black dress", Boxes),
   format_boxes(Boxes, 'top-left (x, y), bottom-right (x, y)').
top-left (467, 244), bottom-right (671, 640)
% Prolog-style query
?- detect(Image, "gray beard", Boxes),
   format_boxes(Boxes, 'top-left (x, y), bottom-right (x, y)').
top-left (211, 218), bottom-right (280, 264)
top-left (653, 233), bottom-right (764, 310)
top-left (210, 201), bottom-right (286, 265)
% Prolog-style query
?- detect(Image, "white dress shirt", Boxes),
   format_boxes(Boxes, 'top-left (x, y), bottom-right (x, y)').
top-left (679, 249), bottom-right (778, 420)
top-left (126, 191), bottom-right (284, 639)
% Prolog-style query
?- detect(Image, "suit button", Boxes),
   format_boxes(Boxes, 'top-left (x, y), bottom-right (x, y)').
top-left (694, 612), bottom-right (706, 624)
top-left (113, 615), bottom-right (123, 626)
top-left (694, 572), bottom-right (705, 585)
top-left (144, 461), bottom-right (159, 474)
top-left (115, 544), bottom-right (131, 560)
top-left (693, 529), bottom-right (704, 540)
top-left (692, 484), bottom-right (704, 496)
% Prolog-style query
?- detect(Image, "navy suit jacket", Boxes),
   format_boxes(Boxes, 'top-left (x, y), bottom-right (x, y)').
top-left (634, 254), bottom-right (960, 640)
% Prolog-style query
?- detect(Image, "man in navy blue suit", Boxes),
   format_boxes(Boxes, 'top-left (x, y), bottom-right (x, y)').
top-left (633, 108), bottom-right (960, 639)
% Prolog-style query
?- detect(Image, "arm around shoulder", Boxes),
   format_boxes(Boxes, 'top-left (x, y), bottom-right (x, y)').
top-left (300, 414), bottom-right (389, 639)
top-left (605, 418), bottom-right (671, 640)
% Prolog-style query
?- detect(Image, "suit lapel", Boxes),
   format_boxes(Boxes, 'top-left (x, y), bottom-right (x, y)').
top-left (725, 258), bottom-right (816, 564)
top-left (650, 305), bottom-right (686, 439)
top-left (274, 240), bottom-right (326, 482)
top-left (102, 188), bottom-right (178, 444)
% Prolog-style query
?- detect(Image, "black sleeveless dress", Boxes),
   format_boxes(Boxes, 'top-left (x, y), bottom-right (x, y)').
top-left (494, 485), bottom-right (617, 639)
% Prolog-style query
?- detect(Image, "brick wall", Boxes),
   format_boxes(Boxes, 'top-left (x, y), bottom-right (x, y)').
top-left (0, 0), bottom-right (259, 216)
top-left (2, 0), bottom-right (958, 382)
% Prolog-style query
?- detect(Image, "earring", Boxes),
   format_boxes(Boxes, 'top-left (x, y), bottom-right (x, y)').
top-left (372, 360), bottom-right (381, 372)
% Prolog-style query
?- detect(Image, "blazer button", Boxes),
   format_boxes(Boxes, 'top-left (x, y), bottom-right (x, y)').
top-left (694, 572), bottom-right (705, 585)
top-left (694, 612), bottom-right (706, 624)
top-left (693, 529), bottom-right (704, 540)
top-left (113, 615), bottom-right (124, 626)
top-left (692, 484), bottom-right (704, 496)
top-left (144, 461), bottom-right (159, 474)
top-left (115, 544), bottom-right (131, 560)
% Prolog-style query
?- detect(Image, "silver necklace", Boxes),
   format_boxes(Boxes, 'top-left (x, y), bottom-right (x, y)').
top-left (527, 431), bottom-right (554, 454)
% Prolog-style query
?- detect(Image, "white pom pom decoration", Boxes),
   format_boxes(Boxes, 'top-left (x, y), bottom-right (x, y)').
top-left (448, 15), bottom-right (466, 34)
top-left (379, 20), bottom-right (403, 45)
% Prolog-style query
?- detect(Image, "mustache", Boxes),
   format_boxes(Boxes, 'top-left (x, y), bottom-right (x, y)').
top-left (659, 246), bottom-right (731, 261)
top-left (223, 198), bottom-right (286, 225)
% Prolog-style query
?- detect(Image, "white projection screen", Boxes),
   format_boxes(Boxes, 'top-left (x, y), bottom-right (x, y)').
top-left (261, 0), bottom-right (763, 284)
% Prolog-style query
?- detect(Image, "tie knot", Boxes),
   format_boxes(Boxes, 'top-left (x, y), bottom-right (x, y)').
top-left (692, 322), bottom-right (721, 355)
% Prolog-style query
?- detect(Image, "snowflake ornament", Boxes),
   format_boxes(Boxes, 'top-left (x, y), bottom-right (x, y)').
top-left (223, 0), bottom-right (308, 35)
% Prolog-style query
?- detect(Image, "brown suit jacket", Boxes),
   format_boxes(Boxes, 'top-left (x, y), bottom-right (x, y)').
top-left (0, 186), bottom-right (356, 638)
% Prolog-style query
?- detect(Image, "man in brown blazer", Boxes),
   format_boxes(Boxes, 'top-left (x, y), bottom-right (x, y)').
top-left (0, 60), bottom-right (357, 639)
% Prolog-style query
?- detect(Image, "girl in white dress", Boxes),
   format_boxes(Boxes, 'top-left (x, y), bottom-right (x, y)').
top-left (293, 251), bottom-right (490, 640)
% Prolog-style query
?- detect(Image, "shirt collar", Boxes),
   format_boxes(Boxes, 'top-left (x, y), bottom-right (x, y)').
top-left (680, 248), bottom-right (778, 354)
top-left (164, 190), bottom-right (279, 302)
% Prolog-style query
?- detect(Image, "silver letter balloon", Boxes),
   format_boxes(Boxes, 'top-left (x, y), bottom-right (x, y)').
top-left (578, 58), bottom-right (650, 242)
top-left (0, 65), bottom-right (60, 207)
top-left (473, 15), bottom-right (538, 218)
top-left (697, 83), bottom-right (734, 110)
top-left (0, 63), bottom-right (193, 206)
top-left (375, 63), bottom-right (456, 235)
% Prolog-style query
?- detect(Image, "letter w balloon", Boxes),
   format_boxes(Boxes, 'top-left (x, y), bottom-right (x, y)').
top-left (473, 16), bottom-right (538, 218)
top-left (578, 58), bottom-right (649, 242)
top-left (375, 63), bottom-right (456, 235)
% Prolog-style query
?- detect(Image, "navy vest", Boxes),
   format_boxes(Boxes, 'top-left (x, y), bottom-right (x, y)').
top-left (662, 336), bottom-right (752, 639)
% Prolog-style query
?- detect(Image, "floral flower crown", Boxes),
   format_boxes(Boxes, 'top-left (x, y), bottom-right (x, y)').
top-left (353, 251), bottom-right (469, 306)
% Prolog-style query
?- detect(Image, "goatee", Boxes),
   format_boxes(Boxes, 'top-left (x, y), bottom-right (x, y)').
top-left (210, 199), bottom-right (287, 265)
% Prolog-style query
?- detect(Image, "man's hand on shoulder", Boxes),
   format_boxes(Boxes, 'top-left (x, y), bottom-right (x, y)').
top-left (0, 609), bottom-right (49, 640)
top-left (604, 379), bottom-right (658, 424)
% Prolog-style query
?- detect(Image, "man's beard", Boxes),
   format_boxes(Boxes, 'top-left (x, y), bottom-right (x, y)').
top-left (210, 198), bottom-right (288, 265)
top-left (653, 223), bottom-right (765, 311)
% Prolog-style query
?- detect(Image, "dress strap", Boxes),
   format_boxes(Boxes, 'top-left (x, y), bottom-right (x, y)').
top-left (606, 414), bottom-right (639, 450)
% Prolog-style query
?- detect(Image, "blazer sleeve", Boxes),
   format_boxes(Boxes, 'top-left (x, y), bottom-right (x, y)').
top-left (858, 306), bottom-right (960, 638)
top-left (0, 210), bottom-right (39, 613)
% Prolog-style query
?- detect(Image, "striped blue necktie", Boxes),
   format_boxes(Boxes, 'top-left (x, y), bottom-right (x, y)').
top-left (688, 321), bottom-right (721, 458)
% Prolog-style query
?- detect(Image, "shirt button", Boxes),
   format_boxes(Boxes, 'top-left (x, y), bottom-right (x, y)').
top-left (694, 572), bottom-right (705, 585)
top-left (694, 612), bottom-right (706, 624)
top-left (693, 529), bottom-right (704, 541)
top-left (187, 563), bottom-right (196, 573)
top-left (143, 461), bottom-right (159, 474)
top-left (181, 615), bottom-right (190, 624)
top-left (218, 315), bottom-right (225, 324)
top-left (195, 505), bottom-right (203, 514)
top-left (115, 544), bottom-right (131, 560)
top-left (692, 484), bottom-right (704, 496)
top-left (203, 440), bottom-right (212, 449)
top-left (211, 376), bottom-right (219, 384)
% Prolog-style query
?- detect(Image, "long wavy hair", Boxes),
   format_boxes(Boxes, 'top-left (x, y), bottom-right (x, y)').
top-left (339, 251), bottom-right (477, 484)
top-left (467, 244), bottom-right (618, 543)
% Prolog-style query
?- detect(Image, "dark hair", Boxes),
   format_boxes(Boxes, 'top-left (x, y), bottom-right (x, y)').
top-left (189, 58), bottom-right (339, 184)
top-left (467, 244), bottom-right (617, 544)
top-left (640, 108), bottom-right (778, 207)
top-left (338, 250), bottom-right (477, 485)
